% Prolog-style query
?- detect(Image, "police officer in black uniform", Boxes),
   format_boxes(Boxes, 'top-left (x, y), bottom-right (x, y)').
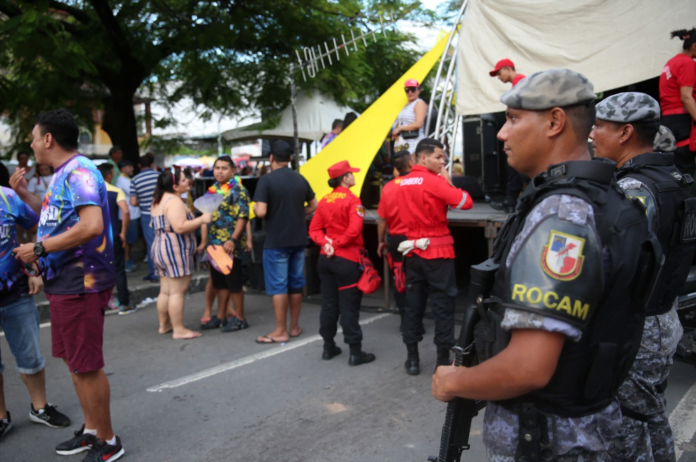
top-left (432, 69), bottom-right (661, 461)
top-left (591, 92), bottom-right (696, 462)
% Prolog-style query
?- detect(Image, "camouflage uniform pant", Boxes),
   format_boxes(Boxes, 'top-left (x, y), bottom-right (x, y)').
top-left (486, 448), bottom-right (611, 462)
top-left (609, 307), bottom-right (683, 462)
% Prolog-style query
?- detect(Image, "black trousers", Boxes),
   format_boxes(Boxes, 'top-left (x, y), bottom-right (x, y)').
top-left (388, 234), bottom-right (408, 311)
top-left (318, 255), bottom-right (364, 346)
top-left (113, 234), bottom-right (130, 306)
top-left (402, 255), bottom-right (456, 349)
top-left (674, 145), bottom-right (696, 179)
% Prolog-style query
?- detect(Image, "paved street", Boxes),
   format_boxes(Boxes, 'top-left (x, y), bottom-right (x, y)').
top-left (3, 289), bottom-right (696, 462)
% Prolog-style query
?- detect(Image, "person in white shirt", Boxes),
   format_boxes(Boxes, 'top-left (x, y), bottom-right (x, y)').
top-left (27, 163), bottom-right (54, 201)
top-left (116, 160), bottom-right (142, 272)
top-left (14, 151), bottom-right (35, 181)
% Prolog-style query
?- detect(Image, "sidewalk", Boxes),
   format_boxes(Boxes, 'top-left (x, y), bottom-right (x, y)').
top-left (32, 262), bottom-right (210, 323)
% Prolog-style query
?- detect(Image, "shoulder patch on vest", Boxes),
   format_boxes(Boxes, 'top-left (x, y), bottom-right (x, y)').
top-left (505, 211), bottom-right (603, 330)
top-left (356, 205), bottom-right (365, 217)
top-left (541, 230), bottom-right (586, 281)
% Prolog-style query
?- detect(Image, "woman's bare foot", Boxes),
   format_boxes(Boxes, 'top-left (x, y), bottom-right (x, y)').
top-left (158, 324), bottom-right (173, 334)
top-left (289, 327), bottom-right (303, 338)
top-left (255, 332), bottom-right (289, 344)
top-left (173, 329), bottom-right (202, 340)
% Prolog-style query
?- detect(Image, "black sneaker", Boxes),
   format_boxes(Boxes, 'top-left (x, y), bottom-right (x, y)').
top-left (56, 424), bottom-right (97, 455)
top-left (221, 317), bottom-right (249, 333)
top-left (0, 412), bottom-right (12, 442)
top-left (30, 403), bottom-right (71, 428)
top-left (200, 315), bottom-right (222, 330)
top-left (81, 436), bottom-right (124, 462)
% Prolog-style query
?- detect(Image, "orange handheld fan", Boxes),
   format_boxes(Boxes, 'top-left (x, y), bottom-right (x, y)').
top-left (207, 245), bottom-right (234, 275)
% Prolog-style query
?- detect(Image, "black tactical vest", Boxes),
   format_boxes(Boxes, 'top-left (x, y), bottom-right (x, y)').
top-left (477, 158), bottom-right (661, 418)
top-left (618, 153), bottom-right (696, 316)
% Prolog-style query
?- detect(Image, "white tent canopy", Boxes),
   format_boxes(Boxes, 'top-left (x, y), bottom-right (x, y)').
top-left (456, 0), bottom-right (696, 116)
top-left (222, 92), bottom-right (359, 142)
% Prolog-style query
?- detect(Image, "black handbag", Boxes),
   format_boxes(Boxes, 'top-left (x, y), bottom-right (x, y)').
top-left (401, 130), bottom-right (420, 139)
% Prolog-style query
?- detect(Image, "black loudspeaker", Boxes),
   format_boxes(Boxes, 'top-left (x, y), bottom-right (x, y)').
top-left (452, 175), bottom-right (486, 200)
top-left (462, 116), bottom-right (501, 192)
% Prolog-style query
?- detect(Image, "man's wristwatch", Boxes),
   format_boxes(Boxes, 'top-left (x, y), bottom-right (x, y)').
top-left (33, 242), bottom-right (48, 258)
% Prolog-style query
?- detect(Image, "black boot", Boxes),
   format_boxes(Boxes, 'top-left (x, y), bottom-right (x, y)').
top-left (405, 343), bottom-right (420, 375)
top-left (434, 347), bottom-right (451, 373)
top-left (348, 343), bottom-right (376, 366)
top-left (322, 343), bottom-right (342, 360)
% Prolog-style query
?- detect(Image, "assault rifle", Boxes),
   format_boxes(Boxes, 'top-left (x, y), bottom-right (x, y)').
top-left (428, 259), bottom-right (499, 462)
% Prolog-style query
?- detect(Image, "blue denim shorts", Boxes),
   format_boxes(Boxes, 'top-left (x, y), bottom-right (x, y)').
top-left (0, 295), bottom-right (45, 375)
top-left (263, 246), bottom-right (306, 296)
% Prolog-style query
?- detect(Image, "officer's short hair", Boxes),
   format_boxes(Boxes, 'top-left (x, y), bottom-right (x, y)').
top-left (563, 102), bottom-right (596, 143)
top-left (631, 121), bottom-right (661, 148)
top-left (415, 138), bottom-right (444, 157)
top-left (393, 150), bottom-right (412, 175)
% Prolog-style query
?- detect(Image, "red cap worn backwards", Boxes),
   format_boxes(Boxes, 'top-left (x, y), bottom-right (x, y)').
top-left (328, 160), bottom-right (360, 179)
top-left (404, 78), bottom-right (420, 88)
top-left (489, 58), bottom-right (515, 76)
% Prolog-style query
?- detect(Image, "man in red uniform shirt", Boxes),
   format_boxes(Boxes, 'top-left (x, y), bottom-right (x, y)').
top-left (377, 150), bottom-right (413, 329)
top-left (659, 28), bottom-right (696, 176)
top-left (490, 58), bottom-right (526, 87)
top-left (396, 138), bottom-right (473, 375)
top-left (491, 58), bottom-right (528, 213)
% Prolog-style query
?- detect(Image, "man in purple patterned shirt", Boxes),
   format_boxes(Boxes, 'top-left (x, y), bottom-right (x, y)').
top-left (12, 109), bottom-right (124, 462)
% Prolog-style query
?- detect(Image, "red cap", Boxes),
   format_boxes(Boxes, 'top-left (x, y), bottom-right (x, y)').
top-left (404, 78), bottom-right (420, 88)
top-left (489, 59), bottom-right (515, 76)
top-left (328, 160), bottom-right (360, 179)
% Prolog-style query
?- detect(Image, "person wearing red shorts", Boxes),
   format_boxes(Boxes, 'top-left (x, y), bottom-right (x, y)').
top-left (11, 109), bottom-right (123, 462)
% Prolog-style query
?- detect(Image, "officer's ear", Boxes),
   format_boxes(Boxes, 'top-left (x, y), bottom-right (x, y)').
top-left (547, 107), bottom-right (567, 139)
top-left (619, 124), bottom-right (636, 146)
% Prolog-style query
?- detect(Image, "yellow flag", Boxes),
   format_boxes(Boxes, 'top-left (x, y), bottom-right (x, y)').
top-left (299, 34), bottom-right (450, 201)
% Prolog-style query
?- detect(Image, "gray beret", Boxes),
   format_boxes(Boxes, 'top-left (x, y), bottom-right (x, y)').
top-left (500, 68), bottom-right (596, 110)
top-left (595, 92), bottom-right (660, 124)
top-left (653, 125), bottom-right (677, 152)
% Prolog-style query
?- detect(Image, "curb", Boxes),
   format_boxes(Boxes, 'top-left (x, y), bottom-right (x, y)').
top-left (34, 273), bottom-right (210, 324)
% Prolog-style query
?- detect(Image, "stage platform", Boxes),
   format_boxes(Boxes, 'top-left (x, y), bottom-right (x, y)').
top-left (363, 202), bottom-right (509, 255)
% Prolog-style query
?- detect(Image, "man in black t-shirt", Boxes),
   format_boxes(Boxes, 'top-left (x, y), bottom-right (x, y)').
top-left (253, 140), bottom-right (317, 343)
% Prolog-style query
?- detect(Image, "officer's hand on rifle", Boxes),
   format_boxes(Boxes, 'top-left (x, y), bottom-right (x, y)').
top-left (432, 365), bottom-right (458, 402)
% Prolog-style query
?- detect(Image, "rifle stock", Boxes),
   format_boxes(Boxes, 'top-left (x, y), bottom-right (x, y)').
top-left (429, 259), bottom-right (499, 462)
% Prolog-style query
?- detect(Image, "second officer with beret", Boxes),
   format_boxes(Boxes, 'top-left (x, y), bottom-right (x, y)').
top-left (309, 161), bottom-right (376, 366)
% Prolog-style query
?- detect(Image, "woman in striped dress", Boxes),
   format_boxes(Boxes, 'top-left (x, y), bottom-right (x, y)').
top-left (392, 78), bottom-right (428, 154)
top-left (150, 167), bottom-right (212, 339)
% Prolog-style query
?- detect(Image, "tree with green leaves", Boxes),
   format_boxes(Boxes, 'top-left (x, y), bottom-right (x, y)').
top-left (0, 0), bottom-right (435, 162)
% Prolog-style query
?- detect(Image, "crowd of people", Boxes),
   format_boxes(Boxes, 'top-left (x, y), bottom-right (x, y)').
top-left (0, 25), bottom-right (694, 462)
